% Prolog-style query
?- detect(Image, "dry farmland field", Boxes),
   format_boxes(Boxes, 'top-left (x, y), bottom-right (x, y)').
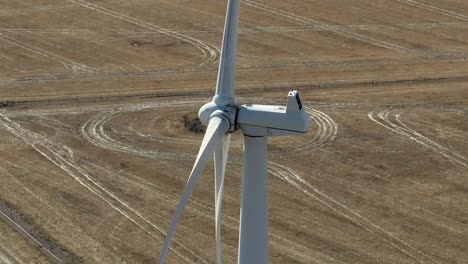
top-left (0, 0), bottom-right (468, 263)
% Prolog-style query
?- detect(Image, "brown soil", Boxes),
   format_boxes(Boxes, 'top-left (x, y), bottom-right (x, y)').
top-left (0, 0), bottom-right (467, 263)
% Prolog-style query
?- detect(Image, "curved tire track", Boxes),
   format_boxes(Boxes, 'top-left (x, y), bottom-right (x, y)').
top-left (66, 0), bottom-right (219, 68)
top-left (82, 104), bottom-right (338, 159)
top-left (368, 110), bottom-right (468, 168)
top-left (272, 107), bottom-right (337, 157)
top-left (301, 107), bottom-right (338, 151)
top-left (80, 101), bottom-right (205, 160)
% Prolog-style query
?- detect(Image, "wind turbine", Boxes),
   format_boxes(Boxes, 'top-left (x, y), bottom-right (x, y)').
top-left (158, 0), bottom-right (310, 263)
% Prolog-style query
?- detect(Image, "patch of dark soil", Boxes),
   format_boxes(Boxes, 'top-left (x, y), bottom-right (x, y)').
top-left (182, 114), bottom-right (206, 134)
top-left (0, 101), bottom-right (15, 108)
top-left (130, 40), bottom-right (152, 47)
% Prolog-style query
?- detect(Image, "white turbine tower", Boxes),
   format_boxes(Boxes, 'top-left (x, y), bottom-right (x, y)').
top-left (158, 0), bottom-right (310, 263)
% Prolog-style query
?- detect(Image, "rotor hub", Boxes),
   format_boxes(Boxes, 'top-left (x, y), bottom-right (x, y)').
top-left (198, 97), bottom-right (238, 132)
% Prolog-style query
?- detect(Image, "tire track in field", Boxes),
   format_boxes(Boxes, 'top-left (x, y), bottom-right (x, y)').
top-left (410, 117), bottom-right (468, 144)
top-left (0, 32), bottom-right (93, 73)
top-left (243, 0), bottom-right (468, 59)
top-left (242, 0), bottom-right (414, 53)
top-left (82, 103), bottom-right (338, 159)
top-left (126, 111), bottom-right (204, 146)
top-left (0, 161), bottom-right (116, 264)
top-left (80, 101), bottom-right (204, 160)
top-left (81, 109), bottom-right (185, 160)
top-left (2, 136), bottom-right (206, 262)
top-left (368, 110), bottom-right (468, 168)
top-left (78, 102), bottom-right (343, 261)
top-left (395, 0), bottom-right (468, 21)
top-left (134, 159), bottom-right (338, 263)
top-left (66, 0), bottom-right (219, 68)
top-left (301, 107), bottom-right (338, 151)
top-left (272, 107), bottom-right (338, 157)
top-left (0, 114), bottom-right (209, 264)
top-left (80, 104), bottom-right (326, 262)
top-left (269, 162), bottom-right (442, 264)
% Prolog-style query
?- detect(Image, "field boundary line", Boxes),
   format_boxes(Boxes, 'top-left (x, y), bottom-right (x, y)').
top-left (0, 200), bottom-right (64, 264)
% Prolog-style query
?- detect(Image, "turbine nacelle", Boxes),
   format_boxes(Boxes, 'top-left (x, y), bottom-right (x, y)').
top-left (199, 90), bottom-right (309, 137)
top-left (238, 90), bottom-right (310, 137)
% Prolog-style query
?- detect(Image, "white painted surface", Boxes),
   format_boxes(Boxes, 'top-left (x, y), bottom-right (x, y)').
top-left (238, 136), bottom-right (269, 264)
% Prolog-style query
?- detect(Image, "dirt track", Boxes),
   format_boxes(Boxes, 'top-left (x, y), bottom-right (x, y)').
top-left (0, 0), bottom-right (467, 263)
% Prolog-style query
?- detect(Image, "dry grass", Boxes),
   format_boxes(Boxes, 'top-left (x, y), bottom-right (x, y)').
top-left (0, 0), bottom-right (467, 263)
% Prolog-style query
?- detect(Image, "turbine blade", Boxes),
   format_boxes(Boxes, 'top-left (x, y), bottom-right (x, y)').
top-left (215, 0), bottom-right (240, 98)
top-left (214, 134), bottom-right (231, 264)
top-left (159, 116), bottom-right (230, 264)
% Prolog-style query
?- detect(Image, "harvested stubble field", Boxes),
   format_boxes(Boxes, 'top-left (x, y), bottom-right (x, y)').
top-left (0, 0), bottom-right (467, 263)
